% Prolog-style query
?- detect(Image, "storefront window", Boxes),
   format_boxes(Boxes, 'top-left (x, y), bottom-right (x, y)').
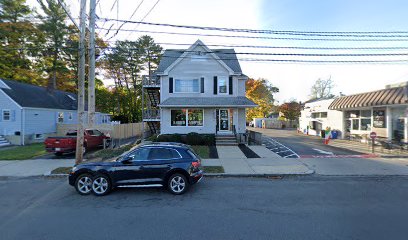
top-left (373, 109), bottom-right (386, 128)
top-left (188, 109), bottom-right (203, 126)
top-left (352, 119), bottom-right (359, 130)
top-left (360, 118), bottom-right (371, 131)
top-left (171, 109), bottom-right (186, 126)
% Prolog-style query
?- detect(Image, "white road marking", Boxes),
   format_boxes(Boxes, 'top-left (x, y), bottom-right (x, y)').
top-left (312, 148), bottom-right (334, 155)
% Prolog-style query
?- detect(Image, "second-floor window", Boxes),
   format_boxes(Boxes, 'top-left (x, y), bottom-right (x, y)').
top-left (174, 79), bottom-right (199, 93)
top-left (218, 77), bottom-right (228, 94)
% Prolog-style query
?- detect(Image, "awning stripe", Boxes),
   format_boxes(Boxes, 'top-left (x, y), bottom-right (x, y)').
top-left (329, 86), bottom-right (407, 110)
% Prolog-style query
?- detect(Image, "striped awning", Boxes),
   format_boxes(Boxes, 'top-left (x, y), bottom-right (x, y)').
top-left (329, 86), bottom-right (408, 110)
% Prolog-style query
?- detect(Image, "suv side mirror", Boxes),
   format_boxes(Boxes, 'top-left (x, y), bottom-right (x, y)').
top-left (121, 156), bottom-right (133, 164)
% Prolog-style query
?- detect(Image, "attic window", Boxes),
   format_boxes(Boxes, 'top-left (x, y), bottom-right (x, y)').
top-left (191, 51), bottom-right (207, 61)
top-left (67, 95), bottom-right (76, 101)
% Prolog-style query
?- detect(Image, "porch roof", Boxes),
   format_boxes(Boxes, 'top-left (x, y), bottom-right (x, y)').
top-left (159, 96), bottom-right (257, 108)
top-left (329, 86), bottom-right (408, 110)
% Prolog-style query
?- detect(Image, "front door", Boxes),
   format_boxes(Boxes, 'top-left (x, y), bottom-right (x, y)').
top-left (219, 109), bottom-right (230, 132)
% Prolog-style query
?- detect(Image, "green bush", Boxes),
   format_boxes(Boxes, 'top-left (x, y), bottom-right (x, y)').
top-left (186, 132), bottom-right (202, 145)
top-left (155, 133), bottom-right (215, 146)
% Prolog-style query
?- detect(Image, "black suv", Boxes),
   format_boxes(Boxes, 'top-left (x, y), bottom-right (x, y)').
top-left (68, 142), bottom-right (203, 196)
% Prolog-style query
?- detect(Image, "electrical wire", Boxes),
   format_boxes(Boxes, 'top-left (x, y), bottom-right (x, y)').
top-left (99, 18), bottom-right (408, 38)
top-left (96, 27), bottom-right (408, 42)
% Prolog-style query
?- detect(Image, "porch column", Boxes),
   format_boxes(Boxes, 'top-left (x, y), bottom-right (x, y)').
top-left (234, 108), bottom-right (238, 132)
top-left (386, 106), bottom-right (392, 140)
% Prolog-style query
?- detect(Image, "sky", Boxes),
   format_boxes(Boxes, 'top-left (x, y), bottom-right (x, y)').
top-left (28, 0), bottom-right (408, 103)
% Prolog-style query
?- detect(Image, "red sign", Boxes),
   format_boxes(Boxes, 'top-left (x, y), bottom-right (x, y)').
top-left (370, 132), bottom-right (377, 139)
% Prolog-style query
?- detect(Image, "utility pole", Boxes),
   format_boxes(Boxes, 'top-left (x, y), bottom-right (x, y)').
top-left (88, 0), bottom-right (96, 127)
top-left (75, 0), bottom-right (87, 165)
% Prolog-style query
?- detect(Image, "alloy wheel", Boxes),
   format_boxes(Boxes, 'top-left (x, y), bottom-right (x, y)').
top-left (170, 176), bottom-right (186, 193)
top-left (92, 176), bottom-right (109, 195)
top-left (77, 176), bottom-right (92, 194)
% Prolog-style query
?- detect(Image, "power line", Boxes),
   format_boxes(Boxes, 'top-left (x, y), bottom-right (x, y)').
top-left (96, 27), bottom-right (408, 42)
top-left (108, 0), bottom-right (145, 40)
top-left (126, 0), bottom-right (161, 39)
top-left (99, 18), bottom-right (408, 38)
top-left (153, 42), bottom-right (408, 51)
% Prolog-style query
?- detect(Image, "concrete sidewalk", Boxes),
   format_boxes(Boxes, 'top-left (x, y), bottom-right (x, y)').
top-left (0, 159), bottom-right (74, 177)
top-left (202, 157), bottom-right (312, 175)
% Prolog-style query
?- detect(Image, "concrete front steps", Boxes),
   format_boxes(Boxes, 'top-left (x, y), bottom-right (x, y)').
top-left (0, 135), bottom-right (11, 147)
top-left (216, 135), bottom-right (238, 146)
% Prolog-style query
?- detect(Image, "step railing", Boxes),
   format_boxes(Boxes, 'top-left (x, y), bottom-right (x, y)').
top-left (143, 109), bottom-right (160, 120)
top-left (142, 75), bottom-right (160, 87)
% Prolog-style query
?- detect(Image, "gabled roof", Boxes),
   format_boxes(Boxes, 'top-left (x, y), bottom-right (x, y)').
top-left (329, 86), bottom-right (408, 110)
top-left (155, 40), bottom-right (242, 74)
top-left (0, 79), bottom-right (78, 110)
top-left (159, 96), bottom-right (257, 108)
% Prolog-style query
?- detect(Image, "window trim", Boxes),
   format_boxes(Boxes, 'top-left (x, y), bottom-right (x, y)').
top-left (57, 112), bottom-right (64, 123)
top-left (217, 76), bottom-right (229, 95)
top-left (170, 109), bottom-right (204, 127)
top-left (173, 78), bottom-right (201, 93)
top-left (2, 109), bottom-right (11, 121)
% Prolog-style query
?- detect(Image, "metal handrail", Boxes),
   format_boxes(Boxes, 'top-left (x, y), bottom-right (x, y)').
top-left (142, 75), bottom-right (160, 86)
top-left (143, 109), bottom-right (160, 119)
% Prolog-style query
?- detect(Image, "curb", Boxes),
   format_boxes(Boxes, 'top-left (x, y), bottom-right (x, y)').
top-left (204, 169), bottom-right (315, 177)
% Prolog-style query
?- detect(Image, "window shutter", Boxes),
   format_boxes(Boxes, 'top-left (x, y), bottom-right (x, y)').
top-left (213, 76), bottom-right (217, 95)
top-left (229, 76), bottom-right (233, 95)
top-left (169, 77), bottom-right (173, 93)
top-left (200, 77), bottom-right (204, 93)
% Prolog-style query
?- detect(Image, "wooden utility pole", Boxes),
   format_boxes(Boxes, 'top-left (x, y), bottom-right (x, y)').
top-left (75, 0), bottom-right (87, 165)
top-left (88, 0), bottom-right (96, 127)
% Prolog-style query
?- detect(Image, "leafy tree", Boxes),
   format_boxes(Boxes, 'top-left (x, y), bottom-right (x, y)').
top-left (102, 36), bottom-right (162, 122)
top-left (0, 0), bottom-right (45, 84)
top-left (246, 78), bottom-right (279, 121)
top-left (37, 0), bottom-right (70, 90)
top-left (278, 101), bottom-right (301, 121)
top-left (310, 76), bottom-right (335, 99)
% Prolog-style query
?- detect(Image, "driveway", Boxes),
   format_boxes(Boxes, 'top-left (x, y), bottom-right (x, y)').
top-left (250, 128), bottom-right (364, 157)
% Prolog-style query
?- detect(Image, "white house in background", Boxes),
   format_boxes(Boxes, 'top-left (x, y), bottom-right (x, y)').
top-left (299, 98), bottom-right (344, 137)
top-left (0, 79), bottom-right (111, 146)
top-left (329, 82), bottom-right (408, 141)
top-left (142, 40), bottom-right (257, 139)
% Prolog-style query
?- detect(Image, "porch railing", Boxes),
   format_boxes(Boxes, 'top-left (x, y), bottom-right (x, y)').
top-left (142, 75), bottom-right (160, 87)
top-left (143, 109), bottom-right (160, 120)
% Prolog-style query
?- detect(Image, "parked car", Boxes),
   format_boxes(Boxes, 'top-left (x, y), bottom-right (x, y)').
top-left (44, 129), bottom-right (110, 156)
top-left (68, 142), bottom-right (203, 196)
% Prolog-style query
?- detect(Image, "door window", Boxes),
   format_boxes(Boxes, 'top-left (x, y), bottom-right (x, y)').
top-left (219, 109), bottom-right (229, 131)
top-left (148, 148), bottom-right (180, 160)
top-left (128, 148), bottom-right (150, 161)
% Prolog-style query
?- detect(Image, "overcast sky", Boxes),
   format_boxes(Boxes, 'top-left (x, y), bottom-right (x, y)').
top-left (28, 0), bottom-right (408, 103)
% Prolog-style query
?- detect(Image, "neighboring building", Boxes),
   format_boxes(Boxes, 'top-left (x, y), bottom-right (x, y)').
top-left (299, 98), bottom-right (344, 137)
top-left (0, 79), bottom-right (111, 145)
top-left (142, 40), bottom-right (257, 137)
top-left (329, 82), bottom-right (408, 141)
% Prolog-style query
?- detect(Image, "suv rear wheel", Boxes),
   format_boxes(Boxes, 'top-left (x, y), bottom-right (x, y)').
top-left (168, 173), bottom-right (189, 195)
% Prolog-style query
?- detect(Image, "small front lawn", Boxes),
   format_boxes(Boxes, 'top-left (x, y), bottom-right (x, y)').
top-left (191, 145), bottom-right (210, 159)
top-left (0, 143), bottom-right (47, 160)
top-left (203, 166), bottom-right (225, 173)
top-left (51, 167), bottom-right (72, 174)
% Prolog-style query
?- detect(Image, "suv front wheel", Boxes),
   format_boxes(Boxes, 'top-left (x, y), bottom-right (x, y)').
top-left (168, 173), bottom-right (189, 195)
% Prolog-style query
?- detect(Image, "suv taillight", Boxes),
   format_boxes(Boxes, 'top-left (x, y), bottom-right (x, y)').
top-left (192, 160), bottom-right (201, 168)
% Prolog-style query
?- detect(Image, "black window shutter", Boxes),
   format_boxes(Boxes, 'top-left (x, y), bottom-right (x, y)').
top-left (200, 77), bottom-right (204, 93)
top-left (229, 76), bottom-right (233, 95)
top-left (169, 77), bottom-right (173, 93)
top-left (213, 76), bottom-right (217, 95)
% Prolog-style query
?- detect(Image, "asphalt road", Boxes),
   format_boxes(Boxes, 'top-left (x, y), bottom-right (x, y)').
top-left (1, 176), bottom-right (408, 240)
top-left (251, 128), bottom-right (362, 157)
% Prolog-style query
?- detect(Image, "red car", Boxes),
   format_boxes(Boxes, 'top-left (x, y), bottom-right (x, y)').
top-left (44, 129), bottom-right (111, 156)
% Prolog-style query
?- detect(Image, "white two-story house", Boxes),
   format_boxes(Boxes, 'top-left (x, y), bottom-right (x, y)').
top-left (142, 40), bottom-right (256, 138)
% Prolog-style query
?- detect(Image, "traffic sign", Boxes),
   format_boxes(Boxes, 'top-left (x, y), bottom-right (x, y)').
top-left (370, 132), bottom-right (377, 139)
